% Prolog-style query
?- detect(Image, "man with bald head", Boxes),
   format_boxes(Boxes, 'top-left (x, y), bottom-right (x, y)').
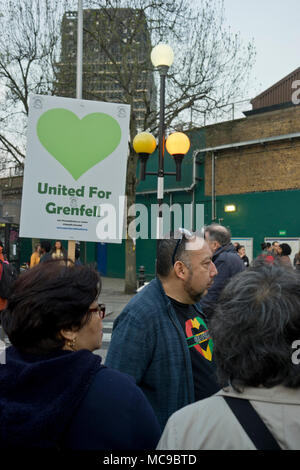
top-left (106, 230), bottom-right (220, 429)
top-left (199, 223), bottom-right (245, 318)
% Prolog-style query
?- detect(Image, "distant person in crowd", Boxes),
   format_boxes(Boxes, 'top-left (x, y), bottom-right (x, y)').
top-left (233, 242), bottom-right (241, 252)
top-left (0, 241), bottom-right (8, 262)
top-left (294, 250), bottom-right (300, 270)
top-left (51, 240), bottom-right (67, 261)
top-left (0, 260), bottom-right (160, 450)
top-left (30, 243), bottom-right (41, 268)
top-left (0, 289), bottom-right (6, 313)
top-left (157, 261), bottom-right (300, 450)
top-left (75, 248), bottom-right (82, 266)
top-left (279, 243), bottom-right (292, 267)
top-left (260, 242), bottom-right (272, 254)
top-left (198, 224), bottom-right (244, 318)
top-left (238, 245), bottom-right (249, 268)
top-left (272, 241), bottom-right (281, 256)
top-left (260, 242), bottom-right (268, 254)
top-left (266, 242), bottom-right (272, 253)
top-left (39, 240), bottom-right (52, 263)
top-left (106, 230), bottom-right (219, 430)
top-left (259, 242), bottom-right (274, 264)
top-left (0, 241), bottom-right (5, 262)
top-left (0, 241), bottom-right (14, 312)
top-left (0, 241), bottom-right (7, 312)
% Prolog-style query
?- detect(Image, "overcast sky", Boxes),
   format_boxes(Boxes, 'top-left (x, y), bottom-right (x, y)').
top-left (223, 0), bottom-right (300, 100)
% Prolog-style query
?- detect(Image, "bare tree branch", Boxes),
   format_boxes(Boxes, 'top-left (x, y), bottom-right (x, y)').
top-left (0, 0), bottom-right (255, 292)
top-left (0, 0), bottom-right (67, 165)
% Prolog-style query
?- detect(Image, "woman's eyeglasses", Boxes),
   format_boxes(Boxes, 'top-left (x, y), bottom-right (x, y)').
top-left (88, 303), bottom-right (106, 319)
top-left (172, 228), bottom-right (194, 265)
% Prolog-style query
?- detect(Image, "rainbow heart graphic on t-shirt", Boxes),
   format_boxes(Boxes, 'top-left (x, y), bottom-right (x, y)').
top-left (185, 316), bottom-right (213, 361)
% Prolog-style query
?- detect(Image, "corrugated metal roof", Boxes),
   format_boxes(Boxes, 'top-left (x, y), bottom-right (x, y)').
top-left (251, 66), bottom-right (300, 109)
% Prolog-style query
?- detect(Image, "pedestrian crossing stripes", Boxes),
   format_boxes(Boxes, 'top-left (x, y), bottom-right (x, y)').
top-left (95, 319), bottom-right (113, 362)
top-left (102, 332), bottom-right (111, 342)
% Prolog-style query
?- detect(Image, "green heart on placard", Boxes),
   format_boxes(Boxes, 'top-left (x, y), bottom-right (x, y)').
top-left (37, 109), bottom-right (122, 180)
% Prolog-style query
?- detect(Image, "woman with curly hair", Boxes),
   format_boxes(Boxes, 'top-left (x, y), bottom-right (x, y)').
top-left (279, 242), bottom-right (292, 267)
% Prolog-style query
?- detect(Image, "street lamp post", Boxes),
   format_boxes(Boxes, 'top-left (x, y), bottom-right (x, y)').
top-left (133, 44), bottom-right (191, 267)
top-left (150, 44), bottom-right (174, 240)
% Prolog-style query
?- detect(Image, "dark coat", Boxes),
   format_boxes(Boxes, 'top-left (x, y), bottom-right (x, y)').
top-left (241, 255), bottom-right (249, 267)
top-left (63, 367), bottom-right (161, 450)
top-left (0, 347), bottom-right (160, 450)
top-left (198, 243), bottom-right (245, 318)
top-left (106, 278), bottom-right (198, 430)
top-left (39, 252), bottom-right (52, 263)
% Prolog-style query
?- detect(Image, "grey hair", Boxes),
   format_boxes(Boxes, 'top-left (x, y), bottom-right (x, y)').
top-left (204, 224), bottom-right (231, 246)
top-left (210, 260), bottom-right (300, 391)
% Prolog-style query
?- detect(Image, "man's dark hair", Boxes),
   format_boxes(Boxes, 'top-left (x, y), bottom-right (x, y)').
top-left (40, 240), bottom-right (52, 253)
top-left (210, 261), bottom-right (300, 391)
top-left (280, 243), bottom-right (292, 256)
top-left (261, 242), bottom-right (267, 251)
top-left (1, 260), bottom-right (101, 354)
top-left (156, 231), bottom-right (197, 277)
top-left (204, 224), bottom-right (231, 246)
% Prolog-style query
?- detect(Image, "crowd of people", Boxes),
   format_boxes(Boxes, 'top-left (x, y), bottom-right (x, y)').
top-left (29, 240), bottom-right (69, 267)
top-left (0, 225), bottom-right (300, 451)
top-left (234, 239), bottom-right (300, 269)
top-left (259, 240), bottom-right (299, 267)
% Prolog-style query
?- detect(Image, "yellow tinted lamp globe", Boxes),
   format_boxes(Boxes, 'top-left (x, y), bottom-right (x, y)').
top-left (166, 132), bottom-right (190, 156)
top-left (133, 132), bottom-right (156, 155)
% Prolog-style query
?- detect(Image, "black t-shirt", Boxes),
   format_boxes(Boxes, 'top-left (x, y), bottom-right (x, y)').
top-left (241, 255), bottom-right (249, 267)
top-left (168, 297), bottom-right (220, 401)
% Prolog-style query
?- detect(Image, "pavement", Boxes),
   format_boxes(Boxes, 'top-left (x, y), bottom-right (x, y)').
top-left (99, 277), bottom-right (136, 322)
top-left (96, 277), bottom-right (136, 361)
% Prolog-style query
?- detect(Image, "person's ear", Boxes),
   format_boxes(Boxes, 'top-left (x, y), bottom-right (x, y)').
top-left (59, 328), bottom-right (78, 351)
top-left (59, 328), bottom-right (76, 342)
top-left (173, 260), bottom-right (188, 280)
top-left (213, 241), bottom-right (219, 251)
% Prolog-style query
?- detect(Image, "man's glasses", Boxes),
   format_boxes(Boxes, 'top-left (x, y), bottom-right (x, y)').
top-left (172, 228), bottom-right (194, 265)
top-left (88, 303), bottom-right (106, 319)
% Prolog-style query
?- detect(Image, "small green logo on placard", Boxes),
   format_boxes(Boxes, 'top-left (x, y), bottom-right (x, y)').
top-left (37, 109), bottom-right (121, 180)
top-left (279, 230), bottom-right (286, 236)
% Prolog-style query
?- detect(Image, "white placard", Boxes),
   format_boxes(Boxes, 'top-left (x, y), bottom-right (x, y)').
top-left (20, 95), bottom-right (130, 243)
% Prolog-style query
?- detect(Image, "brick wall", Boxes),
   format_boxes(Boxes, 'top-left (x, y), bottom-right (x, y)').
top-left (205, 106), bottom-right (300, 195)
